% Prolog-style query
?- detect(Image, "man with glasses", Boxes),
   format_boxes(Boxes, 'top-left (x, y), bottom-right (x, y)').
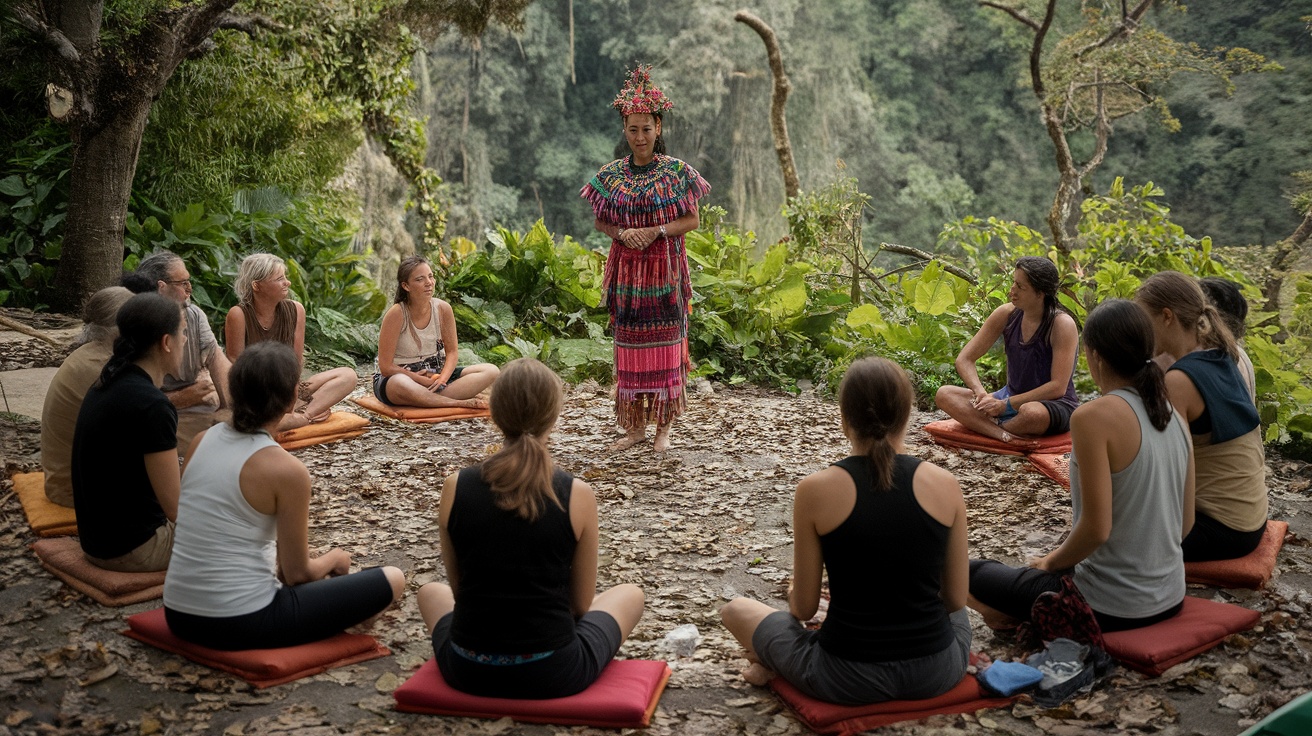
top-left (134, 252), bottom-right (231, 452)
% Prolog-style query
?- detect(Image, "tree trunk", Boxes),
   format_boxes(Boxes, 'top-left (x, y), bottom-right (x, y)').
top-left (50, 100), bottom-right (152, 312)
top-left (1263, 210), bottom-right (1312, 313)
top-left (734, 10), bottom-right (800, 201)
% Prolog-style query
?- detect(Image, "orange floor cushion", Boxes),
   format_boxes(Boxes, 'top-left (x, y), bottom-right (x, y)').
top-left (33, 537), bottom-right (164, 606)
top-left (351, 395), bottom-right (490, 424)
top-left (123, 607), bottom-right (389, 688)
top-left (923, 419), bottom-right (1072, 456)
top-left (1185, 521), bottom-right (1288, 590)
top-left (769, 673), bottom-right (1015, 735)
top-left (13, 472), bottom-right (78, 537)
top-left (393, 658), bottom-right (670, 728)
top-left (1101, 596), bottom-right (1260, 676)
top-left (1028, 453), bottom-right (1071, 489)
top-left (275, 412), bottom-right (371, 450)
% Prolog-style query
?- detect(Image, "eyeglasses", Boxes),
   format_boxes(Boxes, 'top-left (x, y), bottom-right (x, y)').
top-left (163, 278), bottom-right (192, 288)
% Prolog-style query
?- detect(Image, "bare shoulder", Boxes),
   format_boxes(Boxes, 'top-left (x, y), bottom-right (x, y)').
top-left (246, 445), bottom-right (310, 487)
top-left (1052, 311), bottom-right (1078, 337)
top-left (797, 465), bottom-right (849, 498)
top-left (1072, 393), bottom-right (1129, 427)
top-left (570, 477), bottom-right (596, 503)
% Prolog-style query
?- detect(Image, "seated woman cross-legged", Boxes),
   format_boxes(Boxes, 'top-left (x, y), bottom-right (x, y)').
top-left (935, 256), bottom-right (1079, 447)
top-left (373, 256), bottom-right (498, 409)
top-left (72, 293), bottom-right (186, 572)
top-left (720, 357), bottom-right (971, 706)
top-left (1137, 271), bottom-right (1267, 562)
top-left (163, 342), bottom-right (404, 650)
top-left (417, 358), bottom-right (645, 699)
top-left (968, 299), bottom-right (1195, 635)
top-left (223, 253), bottom-right (358, 432)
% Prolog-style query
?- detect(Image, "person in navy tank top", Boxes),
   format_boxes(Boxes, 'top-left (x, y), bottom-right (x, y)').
top-left (720, 357), bottom-right (971, 705)
top-left (417, 358), bottom-right (645, 699)
top-left (935, 256), bottom-right (1080, 447)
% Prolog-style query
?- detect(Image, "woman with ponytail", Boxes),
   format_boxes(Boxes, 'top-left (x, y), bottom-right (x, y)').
top-left (71, 293), bottom-right (187, 572)
top-left (164, 342), bottom-right (404, 650)
top-left (969, 299), bottom-right (1194, 634)
top-left (720, 357), bottom-right (970, 705)
top-left (1136, 271), bottom-right (1268, 562)
top-left (935, 256), bottom-right (1080, 445)
top-left (416, 358), bottom-right (644, 698)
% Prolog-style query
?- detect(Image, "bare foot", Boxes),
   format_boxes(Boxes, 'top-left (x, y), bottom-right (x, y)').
top-left (277, 413), bottom-right (311, 433)
top-left (653, 424), bottom-right (672, 453)
top-left (999, 429), bottom-right (1041, 451)
top-left (741, 663), bottom-right (774, 687)
top-left (458, 397), bottom-right (488, 410)
top-left (608, 428), bottom-right (646, 452)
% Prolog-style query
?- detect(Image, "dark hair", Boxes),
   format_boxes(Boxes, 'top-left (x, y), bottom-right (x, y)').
top-left (618, 112), bottom-right (667, 158)
top-left (136, 251), bottom-right (183, 289)
top-left (229, 342), bottom-right (300, 433)
top-left (119, 271), bottom-right (156, 294)
top-left (1197, 277), bottom-right (1247, 339)
top-left (482, 358), bottom-right (564, 521)
top-left (1084, 299), bottom-right (1173, 431)
top-left (1136, 271), bottom-right (1239, 360)
top-left (838, 356), bottom-right (914, 491)
top-left (1014, 256), bottom-right (1060, 332)
top-left (393, 255), bottom-right (429, 305)
top-left (97, 293), bottom-right (183, 387)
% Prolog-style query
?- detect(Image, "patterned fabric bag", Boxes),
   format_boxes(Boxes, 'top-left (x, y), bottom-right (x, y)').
top-left (1018, 575), bottom-right (1107, 651)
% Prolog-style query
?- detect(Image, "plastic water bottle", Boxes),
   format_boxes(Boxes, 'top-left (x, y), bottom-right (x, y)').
top-left (662, 624), bottom-right (701, 657)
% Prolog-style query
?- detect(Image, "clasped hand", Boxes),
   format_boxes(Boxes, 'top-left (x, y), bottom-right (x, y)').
top-left (971, 391), bottom-right (1005, 417)
top-left (619, 226), bottom-right (659, 250)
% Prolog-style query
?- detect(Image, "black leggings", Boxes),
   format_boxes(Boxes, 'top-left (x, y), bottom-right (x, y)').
top-left (968, 559), bottom-right (1182, 634)
top-left (165, 567), bottom-right (393, 650)
top-left (1182, 513), bottom-right (1266, 562)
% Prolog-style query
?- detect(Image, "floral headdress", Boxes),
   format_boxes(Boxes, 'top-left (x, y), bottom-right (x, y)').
top-left (611, 64), bottom-right (674, 117)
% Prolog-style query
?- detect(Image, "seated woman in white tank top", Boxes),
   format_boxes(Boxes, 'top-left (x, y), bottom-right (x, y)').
top-left (163, 342), bottom-right (405, 650)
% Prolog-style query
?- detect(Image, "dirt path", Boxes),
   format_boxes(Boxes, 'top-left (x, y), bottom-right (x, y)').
top-left (2, 326), bottom-right (1311, 734)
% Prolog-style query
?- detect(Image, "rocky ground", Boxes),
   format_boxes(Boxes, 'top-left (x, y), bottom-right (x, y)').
top-left (2, 317), bottom-right (1311, 736)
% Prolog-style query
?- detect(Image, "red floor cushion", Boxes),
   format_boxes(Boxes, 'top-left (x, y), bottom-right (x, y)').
top-left (1185, 520), bottom-right (1287, 590)
top-left (769, 673), bottom-right (1015, 735)
top-left (275, 412), bottom-right (371, 450)
top-left (33, 537), bottom-right (164, 606)
top-left (923, 419), bottom-right (1072, 456)
top-left (123, 607), bottom-right (389, 688)
top-left (393, 658), bottom-right (670, 728)
top-left (13, 472), bottom-right (78, 537)
top-left (351, 395), bottom-right (490, 424)
top-left (1102, 596), bottom-right (1260, 676)
top-left (1028, 453), bottom-right (1071, 489)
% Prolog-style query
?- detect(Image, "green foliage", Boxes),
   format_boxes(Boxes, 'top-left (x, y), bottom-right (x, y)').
top-left (123, 190), bottom-right (386, 367)
top-left (0, 124), bottom-right (69, 307)
top-left (1248, 275), bottom-right (1312, 448)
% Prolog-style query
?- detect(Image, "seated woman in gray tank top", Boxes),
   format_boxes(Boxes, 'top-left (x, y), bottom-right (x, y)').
top-left (720, 357), bottom-right (971, 706)
top-left (934, 256), bottom-right (1080, 447)
top-left (163, 342), bottom-right (405, 650)
top-left (968, 299), bottom-right (1195, 634)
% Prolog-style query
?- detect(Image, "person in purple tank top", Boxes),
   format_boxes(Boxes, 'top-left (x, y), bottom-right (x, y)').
top-left (935, 257), bottom-right (1080, 446)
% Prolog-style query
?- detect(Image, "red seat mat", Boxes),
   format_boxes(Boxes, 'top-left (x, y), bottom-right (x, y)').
top-left (275, 412), bottom-right (371, 450)
top-left (1101, 596), bottom-right (1260, 676)
top-left (1028, 453), bottom-right (1071, 489)
top-left (33, 537), bottom-right (164, 607)
top-left (769, 673), bottom-right (1015, 735)
top-left (123, 607), bottom-right (390, 688)
top-left (1185, 520), bottom-right (1287, 590)
top-left (351, 395), bottom-right (490, 424)
top-left (923, 419), bottom-right (1071, 456)
top-left (13, 472), bottom-right (78, 537)
top-left (393, 658), bottom-right (670, 728)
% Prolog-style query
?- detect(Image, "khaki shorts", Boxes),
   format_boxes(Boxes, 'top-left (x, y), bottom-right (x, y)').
top-left (85, 520), bottom-right (175, 573)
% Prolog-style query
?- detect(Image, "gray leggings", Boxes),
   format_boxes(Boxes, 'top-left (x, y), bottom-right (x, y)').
top-left (752, 608), bottom-right (972, 706)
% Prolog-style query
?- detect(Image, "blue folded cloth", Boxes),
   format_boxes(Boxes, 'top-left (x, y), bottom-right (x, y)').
top-left (978, 660), bottom-right (1045, 697)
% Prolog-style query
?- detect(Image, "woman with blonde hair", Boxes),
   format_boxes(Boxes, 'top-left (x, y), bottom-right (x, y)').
top-left (417, 358), bottom-right (644, 698)
top-left (1136, 271), bottom-right (1267, 562)
top-left (223, 253), bottom-right (357, 431)
top-left (373, 255), bottom-right (498, 408)
top-left (720, 357), bottom-right (970, 705)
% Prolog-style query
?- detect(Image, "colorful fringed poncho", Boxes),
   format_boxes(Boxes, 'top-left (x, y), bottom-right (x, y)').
top-left (581, 154), bottom-right (711, 429)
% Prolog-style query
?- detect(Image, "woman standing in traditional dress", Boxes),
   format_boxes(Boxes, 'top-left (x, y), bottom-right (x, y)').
top-left (581, 65), bottom-right (711, 453)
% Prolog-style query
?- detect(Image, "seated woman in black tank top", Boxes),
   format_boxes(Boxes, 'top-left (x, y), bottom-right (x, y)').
top-left (416, 358), bottom-right (645, 699)
top-left (720, 357), bottom-right (971, 706)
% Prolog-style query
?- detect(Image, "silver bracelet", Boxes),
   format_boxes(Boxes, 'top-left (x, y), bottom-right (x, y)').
top-left (659, 224), bottom-right (667, 238)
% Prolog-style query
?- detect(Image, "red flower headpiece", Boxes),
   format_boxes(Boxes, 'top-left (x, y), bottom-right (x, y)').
top-left (612, 64), bottom-right (674, 117)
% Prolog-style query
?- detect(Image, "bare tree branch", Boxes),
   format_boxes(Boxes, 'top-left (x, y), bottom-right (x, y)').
top-left (877, 243), bottom-right (979, 285)
top-left (10, 5), bottom-right (82, 62)
top-left (1074, 0), bottom-right (1155, 58)
top-left (1077, 68), bottom-right (1113, 179)
top-left (978, 1), bottom-right (1040, 31)
top-left (734, 9), bottom-right (801, 200)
